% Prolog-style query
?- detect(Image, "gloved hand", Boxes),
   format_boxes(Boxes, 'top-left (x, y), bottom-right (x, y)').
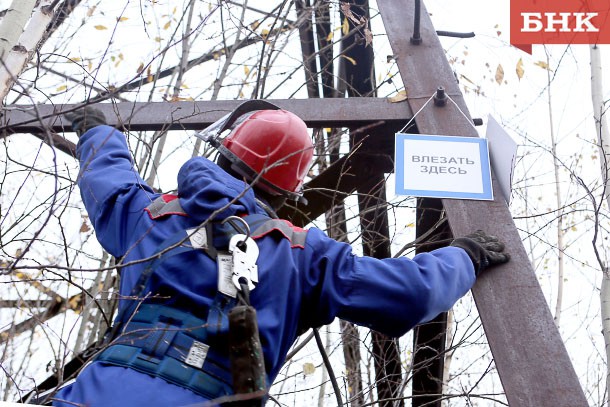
top-left (64, 106), bottom-right (107, 137)
top-left (450, 230), bottom-right (510, 276)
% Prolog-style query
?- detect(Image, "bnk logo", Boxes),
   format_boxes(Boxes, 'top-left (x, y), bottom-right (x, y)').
top-left (510, 0), bottom-right (610, 53)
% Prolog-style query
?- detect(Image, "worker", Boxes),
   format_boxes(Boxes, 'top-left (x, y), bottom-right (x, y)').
top-left (51, 101), bottom-right (509, 406)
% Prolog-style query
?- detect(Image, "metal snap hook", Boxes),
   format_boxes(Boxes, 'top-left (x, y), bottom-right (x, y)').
top-left (221, 216), bottom-right (251, 248)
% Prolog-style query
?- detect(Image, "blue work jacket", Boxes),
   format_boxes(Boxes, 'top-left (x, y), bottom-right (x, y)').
top-left (53, 125), bottom-right (476, 406)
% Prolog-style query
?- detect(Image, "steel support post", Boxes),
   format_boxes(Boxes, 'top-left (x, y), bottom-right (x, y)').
top-left (356, 171), bottom-right (404, 407)
top-left (342, 0), bottom-right (404, 402)
top-left (412, 198), bottom-right (452, 407)
top-left (377, 0), bottom-right (588, 405)
top-left (353, 127), bottom-right (403, 407)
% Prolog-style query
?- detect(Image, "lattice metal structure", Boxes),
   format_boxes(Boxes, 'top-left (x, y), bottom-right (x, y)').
top-left (0, 1), bottom-right (588, 406)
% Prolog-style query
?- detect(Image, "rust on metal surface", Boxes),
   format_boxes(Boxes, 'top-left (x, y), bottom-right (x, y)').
top-left (377, 0), bottom-right (588, 406)
top-left (412, 197), bottom-right (451, 407)
top-left (1, 98), bottom-right (411, 134)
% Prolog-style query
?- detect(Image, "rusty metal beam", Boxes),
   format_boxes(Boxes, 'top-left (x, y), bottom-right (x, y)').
top-left (353, 145), bottom-right (402, 405)
top-left (1, 98), bottom-right (410, 134)
top-left (412, 198), bottom-right (452, 407)
top-left (294, 4), bottom-right (365, 405)
top-left (295, 0), bottom-right (320, 98)
top-left (377, 1), bottom-right (587, 406)
top-left (340, 1), bottom-right (403, 404)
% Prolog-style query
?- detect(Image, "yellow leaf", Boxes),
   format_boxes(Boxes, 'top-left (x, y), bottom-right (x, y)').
top-left (342, 17), bottom-right (349, 35)
top-left (534, 60), bottom-right (550, 70)
top-left (406, 222), bottom-right (415, 228)
top-left (80, 221), bottom-right (90, 233)
top-left (516, 58), bottom-right (524, 80)
top-left (303, 362), bottom-right (315, 375)
top-left (163, 21), bottom-right (171, 30)
top-left (56, 85), bottom-right (67, 92)
top-left (244, 65), bottom-right (250, 76)
top-left (117, 16), bottom-right (128, 22)
top-left (495, 64), bottom-right (504, 85)
top-left (87, 6), bottom-right (96, 17)
top-left (68, 295), bottom-right (81, 312)
top-left (326, 31), bottom-right (334, 42)
top-left (388, 90), bottom-right (408, 103)
top-left (136, 62), bottom-right (144, 74)
top-left (250, 21), bottom-right (260, 31)
top-left (341, 55), bottom-right (357, 65)
top-left (154, 37), bottom-right (162, 42)
top-left (261, 28), bottom-right (269, 38)
top-left (69, 57), bottom-right (81, 62)
top-left (94, 25), bottom-right (107, 30)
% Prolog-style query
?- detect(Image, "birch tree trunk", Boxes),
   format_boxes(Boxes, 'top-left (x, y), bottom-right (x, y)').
top-left (0, 4), bottom-right (54, 104)
top-left (0, 0), bottom-right (37, 59)
top-left (544, 47), bottom-right (566, 327)
top-left (589, 44), bottom-right (610, 404)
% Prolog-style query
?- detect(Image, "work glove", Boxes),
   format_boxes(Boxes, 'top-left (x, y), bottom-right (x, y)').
top-left (64, 106), bottom-right (107, 137)
top-left (450, 230), bottom-right (510, 276)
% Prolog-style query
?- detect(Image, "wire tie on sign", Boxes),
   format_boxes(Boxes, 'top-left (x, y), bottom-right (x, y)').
top-left (398, 92), bottom-right (435, 133)
top-left (446, 94), bottom-right (479, 132)
top-left (398, 91), bottom-right (480, 134)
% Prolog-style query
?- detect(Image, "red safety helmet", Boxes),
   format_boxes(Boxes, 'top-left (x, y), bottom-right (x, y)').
top-left (197, 101), bottom-right (313, 202)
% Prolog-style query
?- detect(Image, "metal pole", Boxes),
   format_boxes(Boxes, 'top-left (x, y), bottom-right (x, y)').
top-left (377, 0), bottom-right (588, 405)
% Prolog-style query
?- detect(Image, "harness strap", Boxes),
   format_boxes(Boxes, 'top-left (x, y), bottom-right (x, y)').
top-left (145, 194), bottom-right (187, 219)
top-left (101, 210), bottom-right (276, 400)
top-left (251, 219), bottom-right (308, 248)
top-left (145, 195), bottom-right (307, 248)
top-left (97, 305), bottom-right (236, 400)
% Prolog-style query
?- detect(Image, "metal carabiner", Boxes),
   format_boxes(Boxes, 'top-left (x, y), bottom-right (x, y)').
top-left (221, 215), bottom-right (251, 246)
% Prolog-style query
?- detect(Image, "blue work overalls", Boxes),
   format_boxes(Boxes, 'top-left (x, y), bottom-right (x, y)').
top-left (53, 125), bottom-right (476, 406)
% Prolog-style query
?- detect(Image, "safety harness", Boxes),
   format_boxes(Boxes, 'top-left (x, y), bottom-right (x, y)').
top-left (94, 195), bottom-right (306, 405)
